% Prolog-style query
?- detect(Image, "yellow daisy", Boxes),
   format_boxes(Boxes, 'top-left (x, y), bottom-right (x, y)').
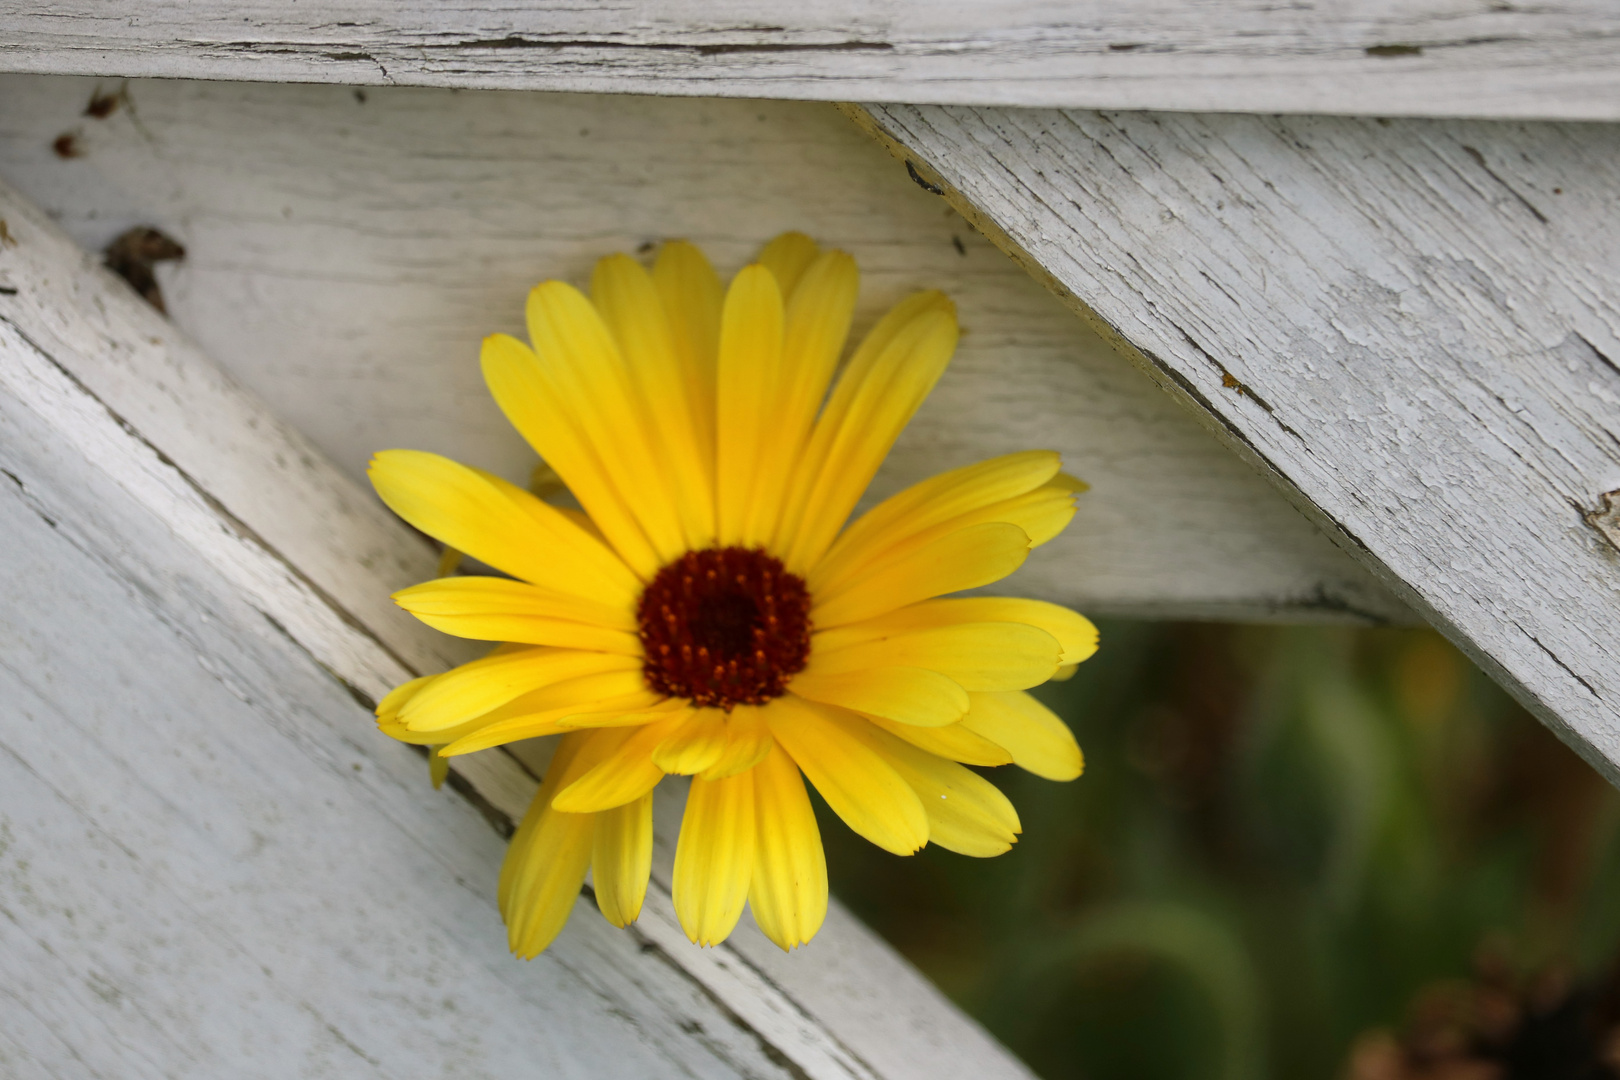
top-left (368, 232), bottom-right (1094, 958)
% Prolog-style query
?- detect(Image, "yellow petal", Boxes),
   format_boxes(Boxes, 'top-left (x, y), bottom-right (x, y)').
top-left (974, 598), bottom-right (1098, 666)
top-left (434, 670), bottom-right (654, 752)
top-left (961, 691), bottom-right (1085, 782)
top-left (591, 254), bottom-right (715, 551)
top-left (481, 332), bottom-right (660, 578)
top-left (810, 522), bottom-right (1031, 629)
top-left (858, 724), bottom-right (1021, 858)
top-left (394, 577), bottom-right (641, 653)
top-left (428, 745), bottom-right (451, 789)
top-left (652, 708), bottom-right (739, 776)
top-left (450, 694), bottom-right (678, 755)
top-left (757, 231), bottom-right (820, 297)
top-left (748, 742), bottom-right (828, 951)
top-left (700, 705), bottom-right (775, 781)
top-left (812, 450), bottom-right (1060, 593)
top-left (894, 483), bottom-right (1082, 566)
top-left (673, 769), bottom-right (756, 946)
top-left (394, 575), bottom-right (635, 634)
top-left (742, 249), bottom-right (858, 546)
top-left (814, 468), bottom-right (1081, 602)
top-left (553, 699), bottom-right (690, 730)
top-left (653, 241), bottom-right (722, 469)
top-left (826, 493), bottom-right (1077, 602)
top-left (525, 281), bottom-right (693, 564)
top-left (498, 730), bottom-right (602, 958)
top-left (368, 449), bottom-right (639, 606)
top-left (382, 712), bottom-right (492, 748)
top-left (376, 674), bottom-right (434, 728)
top-left (821, 597), bottom-right (1097, 666)
top-left (789, 666), bottom-right (968, 727)
top-left (778, 301), bottom-right (959, 572)
top-left (865, 717), bottom-right (1013, 768)
top-left (888, 471), bottom-right (1086, 558)
top-left (444, 694), bottom-right (662, 756)
top-left (593, 793), bottom-right (654, 928)
top-left (981, 485), bottom-right (1080, 548)
top-left (399, 648), bottom-right (640, 733)
top-left (875, 485), bottom-right (1076, 557)
top-left (765, 696), bottom-right (927, 856)
top-left (553, 714), bottom-right (685, 813)
top-left (469, 464), bottom-right (616, 544)
top-left (774, 290), bottom-right (954, 560)
top-left (811, 621), bottom-right (1059, 692)
top-left (714, 264), bottom-right (784, 546)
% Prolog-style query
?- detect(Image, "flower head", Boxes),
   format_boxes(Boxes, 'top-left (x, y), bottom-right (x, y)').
top-left (369, 233), bottom-right (1094, 957)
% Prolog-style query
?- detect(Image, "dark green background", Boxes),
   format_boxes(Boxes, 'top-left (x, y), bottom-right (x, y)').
top-left (820, 621), bottom-right (1620, 1080)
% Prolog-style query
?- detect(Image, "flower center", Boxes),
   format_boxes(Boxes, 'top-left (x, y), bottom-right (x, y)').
top-left (637, 547), bottom-right (812, 710)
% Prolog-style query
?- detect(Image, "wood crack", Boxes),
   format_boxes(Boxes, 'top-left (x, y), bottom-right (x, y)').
top-left (1460, 144), bottom-right (1550, 224)
top-left (1522, 625), bottom-right (1600, 698)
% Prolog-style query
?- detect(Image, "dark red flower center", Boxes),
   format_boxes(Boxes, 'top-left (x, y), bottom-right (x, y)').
top-left (637, 547), bottom-right (812, 710)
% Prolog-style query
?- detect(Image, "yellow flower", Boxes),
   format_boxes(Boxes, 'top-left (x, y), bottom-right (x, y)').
top-left (368, 233), bottom-right (1094, 958)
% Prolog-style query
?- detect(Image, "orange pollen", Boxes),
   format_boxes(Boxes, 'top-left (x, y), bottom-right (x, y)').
top-left (636, 547), bottom-right (811, 710)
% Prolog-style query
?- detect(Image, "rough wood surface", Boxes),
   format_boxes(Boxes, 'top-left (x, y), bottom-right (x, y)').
top-left (0, 73), bottom-right (1408, 624)
top-left (0, 354), bottom-right (800, 1080)
top-left (3, 2), bottom-right (1620, 120)
top-left (849, 103), bottom-right (1620, 782)
top-left (0, 175), bottom-right (1033, 1080)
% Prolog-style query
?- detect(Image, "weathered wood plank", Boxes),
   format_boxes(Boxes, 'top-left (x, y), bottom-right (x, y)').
top-left (3, 2), bottom-right (1620, 120)
top-left (0, 73), bottom-right (1409, 623)
top-left (0, 174), bottom-right (1034, 1080)
top-left (848, 104), bottom-right (1620, 781)
top-left (0, 324), bottom-right (805, 1080)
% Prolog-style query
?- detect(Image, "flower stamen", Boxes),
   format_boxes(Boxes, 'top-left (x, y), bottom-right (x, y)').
top-left (638, 547), bottom-right (811, 710)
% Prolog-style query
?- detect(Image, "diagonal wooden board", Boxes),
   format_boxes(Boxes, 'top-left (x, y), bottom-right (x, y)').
top-left (1, 1), bottom-right (1619, 120)
top-left (0, 352), bottom-right (809, 1080)
top-left (847, 104), bottom-right (1620, 782)
top-left (0, 177), bottom-right (1033, 1079)
top-left (0, 73), bottom-right (1409, 624)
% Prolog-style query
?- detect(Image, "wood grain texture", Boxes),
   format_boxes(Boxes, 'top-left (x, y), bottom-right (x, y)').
top-left (0, 327), bottom-right (802, 1080)
top-left (0, 171), bottom-right (1034, 1080)
top-left (0, 73), bottom-right (1408, 624)
top-left (849, 103), bottom-right (1620, 781)
top-left (2, 1), bottom-right (1620, 120)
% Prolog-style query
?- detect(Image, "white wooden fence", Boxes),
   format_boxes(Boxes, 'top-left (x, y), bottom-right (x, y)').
top-left (1, 4), bottom-right (1616, 1076)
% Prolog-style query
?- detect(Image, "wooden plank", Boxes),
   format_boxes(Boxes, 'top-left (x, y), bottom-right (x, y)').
top-left (848, 103), bottom-right (1620, 782)
top-left (2, 2), bottom-right (1620, 120)
top-left (0, 174), bottom-right (1035, 1080)
top-left (0, 73), bottom-right (1410, 624)
top-left (0, 325), bottom-right (805, 1080)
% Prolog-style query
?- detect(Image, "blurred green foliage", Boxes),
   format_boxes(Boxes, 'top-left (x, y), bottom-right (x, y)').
top-left (819, 621), bottom-right (1620, 1080)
